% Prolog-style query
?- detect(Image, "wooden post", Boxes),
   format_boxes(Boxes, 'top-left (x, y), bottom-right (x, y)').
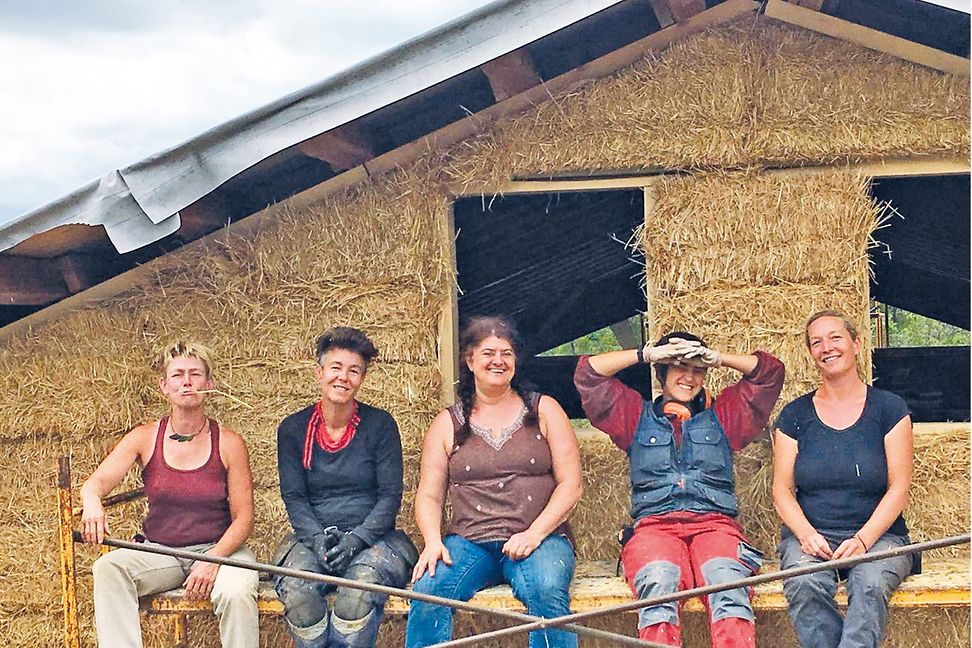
top-left (171, 615), bottom-right (189, 648)
top-left (438, 206), bottom-right (460, 407)
top-left (57, 456), bottom-right (81, 648)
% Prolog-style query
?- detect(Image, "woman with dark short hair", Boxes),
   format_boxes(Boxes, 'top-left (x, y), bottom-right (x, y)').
top-left (273, 327), bottom-right (417, 648)
top-left (574, 332), bottom-right (784, 648)
top-left (406, 316), bottom-right (583, 648)
top-left (773, 310), bottom-right (914, 648)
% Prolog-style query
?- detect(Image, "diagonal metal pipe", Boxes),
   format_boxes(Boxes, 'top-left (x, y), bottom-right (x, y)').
top-left (79, 532), bottom-right (664, 647)
top-left (431, 533), bottom-right (971, 648)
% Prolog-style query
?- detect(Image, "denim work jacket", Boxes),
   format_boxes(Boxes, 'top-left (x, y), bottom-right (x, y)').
top-left (629, 405), bottom-right (738, 520)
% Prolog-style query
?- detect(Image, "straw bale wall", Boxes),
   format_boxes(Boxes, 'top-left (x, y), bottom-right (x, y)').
top-left (0, 15), bottom-right (968, 647)
top-left (441, 20), bottom-right (968, 192)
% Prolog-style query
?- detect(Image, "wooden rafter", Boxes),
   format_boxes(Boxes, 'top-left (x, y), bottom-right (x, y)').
top-left (765, 0), bottom-right (970, 76)
top-left (664, 0), bottom-right (707, 23)
top-left (0, 255), bottom-right (69, 305)
top-left (57, 254), bottom-right (117, 295)
top-left (480, 49), bottom-right (542, 102)
top-left (792, 0), bottom-right (827, 10)
top-left (298, 123), bottom-right (375, 171)
top-left (647, 0), bottom-right (675, 28)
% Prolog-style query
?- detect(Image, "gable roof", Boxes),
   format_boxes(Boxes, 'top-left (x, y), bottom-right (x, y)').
top-left (0, 0), bottom-right (968, 333)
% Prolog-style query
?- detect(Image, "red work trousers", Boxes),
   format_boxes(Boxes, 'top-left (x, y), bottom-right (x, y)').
top-left (621, 512), bottom-right (761, 648)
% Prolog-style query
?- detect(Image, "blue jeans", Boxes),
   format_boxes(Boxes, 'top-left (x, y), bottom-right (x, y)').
top-left (405, 534), bottom-right (576, 648)
top-left (779, 530), bottom-right (913, 648)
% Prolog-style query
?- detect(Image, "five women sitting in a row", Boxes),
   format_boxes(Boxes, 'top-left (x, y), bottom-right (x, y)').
top-left (79, 309), bottom-right (914, 648)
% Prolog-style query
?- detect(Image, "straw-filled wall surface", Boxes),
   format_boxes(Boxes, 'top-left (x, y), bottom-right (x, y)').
top-left (0, 15), bottom-right (968, 647)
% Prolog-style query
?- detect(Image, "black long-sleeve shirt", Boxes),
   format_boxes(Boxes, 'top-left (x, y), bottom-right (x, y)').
top-left (277, 401), bottom-right (404, 548)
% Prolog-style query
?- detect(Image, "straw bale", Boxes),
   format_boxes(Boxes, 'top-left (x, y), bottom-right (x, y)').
top-left (1, 10), bottom-right (968, 648)
top-left (440, 20), bottom-right (968, 192)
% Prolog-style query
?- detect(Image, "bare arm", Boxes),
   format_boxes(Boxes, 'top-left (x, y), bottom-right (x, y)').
top-left (79, 424), bottom-right (153, 544)
top-left (183, 428), bottom-right (255, 601)
top-left (833, 415), bottom-right (913, 559)
top-left (503, 396), bottom-right (582, 560)
top-left (772, 429), bottom-right (833, 559)
top-left (411, 410), bottom-right (454, 581)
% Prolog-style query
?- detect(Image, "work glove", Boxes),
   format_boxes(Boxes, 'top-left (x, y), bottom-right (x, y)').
top-left (682, 346), bottom-right (723, 368)
top-left (643, 337), bottom-right (702, 364)
top-left (324, 532), bottom-right (366, 574)
top-left (312, 526), bottom-right (341, 564)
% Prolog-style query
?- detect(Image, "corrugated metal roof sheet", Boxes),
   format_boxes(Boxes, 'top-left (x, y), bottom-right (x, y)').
top-left (0, 0), bottom-right (626, 255)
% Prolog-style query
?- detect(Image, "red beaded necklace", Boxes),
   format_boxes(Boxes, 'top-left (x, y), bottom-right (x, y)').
top-left (302, 400), bottom-right (360, 469)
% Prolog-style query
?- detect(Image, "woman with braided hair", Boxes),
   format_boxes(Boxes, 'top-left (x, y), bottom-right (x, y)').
top-left (405, 316), bottom-right (583, 648)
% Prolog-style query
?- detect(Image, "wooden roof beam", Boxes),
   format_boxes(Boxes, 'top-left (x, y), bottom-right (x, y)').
top-left (178, 194), bottom-right (233, 241)
top-left (647, 0), bottom-right (675, 28)
top-left (0, 255), bottom-right (69, 305)
top-left (298, 123), bottom-right (375, 171)
top-left (662, 0), bottom-right (706, 24)
top-left (57, 253), bottom-right (120, 294)
top-left (480, 49), bottom-right (543, 102)
top-left (765, 0), bottom-right (969, 76)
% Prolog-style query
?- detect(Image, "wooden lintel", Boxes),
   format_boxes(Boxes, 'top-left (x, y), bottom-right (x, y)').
top-left (665, 0), bottom-right (707, 23)
top-left (298, 124), bottom-right (374, 171)
top-left (765, 0), bottom-right (970, 76)
top-left (480, 49), bottom-right (542, 102)
top-left (459, 156), bottom-right (970, 195)
top-left (647, 0), bottom-right (675, 28)
top-left (0, 255), bottom-right (68, 305)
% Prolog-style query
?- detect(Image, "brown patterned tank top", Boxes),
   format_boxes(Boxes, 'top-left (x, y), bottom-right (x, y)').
top-left (446, 393), bottom-right (572, 543)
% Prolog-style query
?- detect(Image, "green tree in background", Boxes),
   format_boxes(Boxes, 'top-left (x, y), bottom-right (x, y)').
top-left (541, 326), bottom-right (621, 356)
top-left (884, 306), bottom-right (970, 347)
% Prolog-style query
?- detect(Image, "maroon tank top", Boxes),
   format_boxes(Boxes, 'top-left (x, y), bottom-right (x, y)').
top-left (446, 394), bottom-right (572, 544)
top-left (142, 417), bottom-right (232, 546)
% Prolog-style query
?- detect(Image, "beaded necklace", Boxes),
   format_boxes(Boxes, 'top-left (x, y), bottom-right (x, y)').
top-left (168, 417), bottom-right (209, 443)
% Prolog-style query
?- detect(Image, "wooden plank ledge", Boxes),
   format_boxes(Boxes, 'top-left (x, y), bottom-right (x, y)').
top-left (142, 557), bottom-right (970, 616)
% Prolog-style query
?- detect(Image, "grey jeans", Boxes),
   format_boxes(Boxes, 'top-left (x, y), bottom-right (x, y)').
top-left (778, 531), bottom-right (913, 648)
top-left (92, 542), bottom-right (259, 648)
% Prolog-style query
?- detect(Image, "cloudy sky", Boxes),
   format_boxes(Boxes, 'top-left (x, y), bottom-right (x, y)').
top-left (2, 0), bottom-right (967, 224)
top-left (0, 0), bottom-right (492, 222)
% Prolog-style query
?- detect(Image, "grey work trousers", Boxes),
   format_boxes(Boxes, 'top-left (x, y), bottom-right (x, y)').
top-left (779, 531), bottom-right (913, 648)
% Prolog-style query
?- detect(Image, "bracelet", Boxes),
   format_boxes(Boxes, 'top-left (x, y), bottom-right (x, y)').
top-left (636, 347), bottom-right (645, 364)
top-left (853, 533), bottom-right (867, 550)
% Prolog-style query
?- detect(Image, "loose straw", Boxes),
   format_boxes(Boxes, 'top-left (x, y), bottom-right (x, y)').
top-left (193, 389), bottom-right (254, 409)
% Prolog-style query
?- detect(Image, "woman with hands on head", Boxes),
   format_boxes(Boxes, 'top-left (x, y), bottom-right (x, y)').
top-left (772, 310), bottom-right (914, 648)
top-left (80, 341), bottom-right (258, 648)
top-left (574, 332), bottom-right (784, 648)
top-left (405, 316), bottom-right (583, 648)
top-left (273, 327), bottom-right (417, 648)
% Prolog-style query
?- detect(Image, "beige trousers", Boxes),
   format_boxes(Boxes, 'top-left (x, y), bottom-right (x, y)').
top-left (92, 542), bottom-right (259, 648)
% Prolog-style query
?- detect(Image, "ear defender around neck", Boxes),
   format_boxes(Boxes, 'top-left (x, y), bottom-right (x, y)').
top-left (662, 389), bottom-right (712, 422)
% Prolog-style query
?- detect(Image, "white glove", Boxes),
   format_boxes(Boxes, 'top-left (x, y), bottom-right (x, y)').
top-left (643, 337), bottom-right (702, 364)
top-left (681, 345), bottom-right (722, 367)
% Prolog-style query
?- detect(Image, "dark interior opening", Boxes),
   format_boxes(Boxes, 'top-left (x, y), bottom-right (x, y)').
top-left (453, 174), bottom-right (969, 421)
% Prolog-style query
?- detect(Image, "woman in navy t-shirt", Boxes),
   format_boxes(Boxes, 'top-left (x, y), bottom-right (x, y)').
top-left (772, 310), bottom-right (914, 648)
